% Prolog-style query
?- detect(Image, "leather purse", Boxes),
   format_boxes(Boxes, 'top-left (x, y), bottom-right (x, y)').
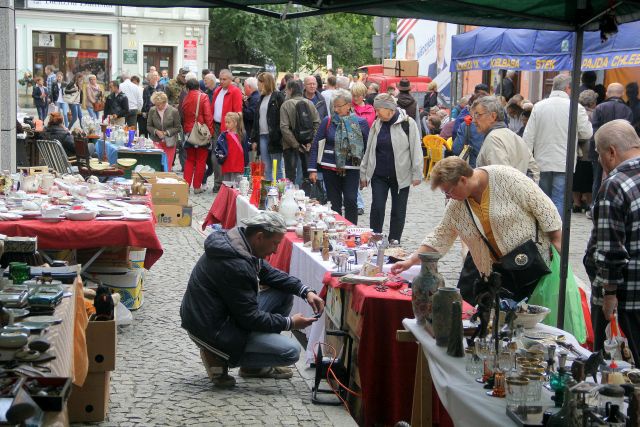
top-left (187, 93), bottom-right (211, 147)
top-left (464, 200), bottom-right (550, 301)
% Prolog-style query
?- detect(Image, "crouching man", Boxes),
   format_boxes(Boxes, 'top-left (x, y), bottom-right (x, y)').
top-left (180, 212), bottom-right (324, 386)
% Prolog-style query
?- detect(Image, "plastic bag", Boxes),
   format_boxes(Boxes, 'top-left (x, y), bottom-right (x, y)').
top-left (528, 247), bottom-right (587, 344)
top-left (115, 302), bottom-right (133, 326)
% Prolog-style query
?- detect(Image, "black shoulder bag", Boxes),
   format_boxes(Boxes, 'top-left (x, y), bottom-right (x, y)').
top-left (464, 200), bottom-right (550, 302)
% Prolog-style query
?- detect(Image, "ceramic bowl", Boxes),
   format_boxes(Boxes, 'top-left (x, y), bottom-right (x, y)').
top-left (515, 305), bottom-right (551, 329)
top-left (64, 210), bottom-right (97, 221)
top-left (0, 332), bottom-right (28, 348)
top-left (2, 326), bottom-right (30, 335)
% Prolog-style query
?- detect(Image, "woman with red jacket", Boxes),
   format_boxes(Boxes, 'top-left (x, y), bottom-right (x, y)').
top-left (182, 78), bottom-right (214, 193)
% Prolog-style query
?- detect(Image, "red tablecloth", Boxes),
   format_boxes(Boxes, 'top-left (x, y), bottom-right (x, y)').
top-left (266, 232), bottom-right (300, 273)
top-left (202, 184), bottom-right (239, 230)
top-left (322, 274), bottom-right (459, 427)
top-left (0, 218), bottom-right (163, 269)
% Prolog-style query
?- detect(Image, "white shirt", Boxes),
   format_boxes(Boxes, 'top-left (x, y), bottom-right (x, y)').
top-left (213, 88), bottom-right (227, 123)
top-left (56, 83), bottom-right (64, 103)
top-left (322, 89), bottom-right (336, 112)
top-left (523, 90), bottom-right (593, 173)
top-left (119, 79), bottom-right (143, 110)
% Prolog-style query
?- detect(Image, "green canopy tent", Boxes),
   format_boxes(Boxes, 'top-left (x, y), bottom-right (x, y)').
top-left (59, 0), bottom-right (640, 329)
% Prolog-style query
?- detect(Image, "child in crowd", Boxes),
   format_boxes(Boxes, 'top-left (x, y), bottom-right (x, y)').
top-left (219, 112), bottom-right (245, 183)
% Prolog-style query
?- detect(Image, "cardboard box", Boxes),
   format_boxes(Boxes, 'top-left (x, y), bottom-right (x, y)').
top-left (153, 204), bottom-right (193, 227)
top-left (383, 59), bottom-right (419, 77)
top-left (18, 166), bottom-right (48, 175)
top-left (86, 268), bottom-right (145, 310)
top-left (68, 371), bottom-right (110, 423)
top-left (139, 172), bottom-right (188, 205)
top-left (86, 315), bottom-right (116, 372)
top-left (325, 285), bottom-right (349, 329)
top-left (78, 247), bottom-right (130, 269)
top-left (345, 302), bottom-right (363, 338)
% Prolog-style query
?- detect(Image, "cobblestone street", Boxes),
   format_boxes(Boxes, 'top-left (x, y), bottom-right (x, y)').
top-left (82, 180), bottom-right (595, 426)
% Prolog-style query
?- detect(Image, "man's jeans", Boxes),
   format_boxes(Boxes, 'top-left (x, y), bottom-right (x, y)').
top-left (237, 288), bottom-right (300, 369)
top-left (539, 171), bottom-right (565, 215)
top-left (56, 102), bottom-right (69, 128)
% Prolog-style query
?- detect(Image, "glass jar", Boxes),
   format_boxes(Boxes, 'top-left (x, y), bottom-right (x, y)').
top-left (506, 376), bottom-right (530, 412)
top-left (465, 347), bottom-right (481, 377)
top-left (523, 374), bottom-right (544, 402)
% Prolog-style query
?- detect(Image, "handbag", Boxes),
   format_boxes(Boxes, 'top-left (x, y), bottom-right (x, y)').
top-left (92, 91), bottom-right (104, 112)
top-left (63, 86), bottom-right (80, 104)
top-left (158, 110), bottom-right (178, 148)
top-left (464, 200), bottom-right (550, 301)
top-left (187, 93), bottom-right (211, 147)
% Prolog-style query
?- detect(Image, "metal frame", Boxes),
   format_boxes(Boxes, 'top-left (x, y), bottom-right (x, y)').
top-left (35, 139), bottom-right (78, 175)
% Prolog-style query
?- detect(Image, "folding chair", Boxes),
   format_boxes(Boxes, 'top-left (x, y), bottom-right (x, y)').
top-left (35, 139), bottom-right (78, 175)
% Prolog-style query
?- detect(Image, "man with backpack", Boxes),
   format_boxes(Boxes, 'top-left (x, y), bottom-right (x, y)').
top-left (280, 80), bottom-right (320, 183)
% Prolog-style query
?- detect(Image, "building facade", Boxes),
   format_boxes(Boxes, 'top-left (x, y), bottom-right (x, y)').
top-left (15, 1), bottom-right (209, 86)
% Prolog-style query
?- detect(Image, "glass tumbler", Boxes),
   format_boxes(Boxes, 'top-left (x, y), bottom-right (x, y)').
top-left (523, 374), bottom-right (544, 402)
top-left (506, 376), bottom-right (529, 413)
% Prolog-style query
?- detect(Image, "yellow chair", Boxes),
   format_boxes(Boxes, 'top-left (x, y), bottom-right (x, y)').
top-left (422, 135), bottom-right (447, 179)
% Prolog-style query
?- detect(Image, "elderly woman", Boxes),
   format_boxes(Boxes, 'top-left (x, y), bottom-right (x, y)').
top-left (308, 89), bottom-right (369, 224)
top-left (423, 81), bottom-right (438, 110)
top-left (391, 157), bottom-right (562, 302)
top-left (44, 112), bottom-right (75, 156)
top-left (360, 93), bottom-right (423, 243)
top-left (251, 72), bottom-right (286, 180)
top-left (573, 89), bottom-right (597, 212)
top-left (85, 74), bottom-right (103, 121)
top-left (351, 82), bottom-right (375, 126)
top-left (147, 91), bottom-right (182, 171)
top-left (182, 78), bottom-right (214, 193)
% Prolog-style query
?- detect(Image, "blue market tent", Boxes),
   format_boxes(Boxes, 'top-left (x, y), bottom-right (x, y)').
top-left (451, 21), bottom-right (640, 72)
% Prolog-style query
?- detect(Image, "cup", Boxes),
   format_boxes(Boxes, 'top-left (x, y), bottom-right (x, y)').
top-left (355, 249), bottom-right (370, 265)
top-left (39, 174), bottom-right (54, 192)
top-left (128, 129), bottom-right (136, 147)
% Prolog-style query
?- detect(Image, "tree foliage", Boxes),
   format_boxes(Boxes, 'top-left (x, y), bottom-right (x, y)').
top-left (209, 7), bottom-right (377, 73)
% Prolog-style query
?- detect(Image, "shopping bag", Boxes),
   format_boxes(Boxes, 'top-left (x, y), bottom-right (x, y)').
top-left (47, 103), bottom-right (57, 115)
top-left (528, 247), bottom-right (587, 344)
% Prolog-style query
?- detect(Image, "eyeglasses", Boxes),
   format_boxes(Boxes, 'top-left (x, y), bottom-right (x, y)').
top-left (472, 111), bottom-right (489, 119)
top-left (334, 103), bottom-right (350, 109)
top-left (440, 180), bottom-right (459, 197)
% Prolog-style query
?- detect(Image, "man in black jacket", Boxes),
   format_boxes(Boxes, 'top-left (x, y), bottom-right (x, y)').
top-left (591, 82), bottom-right (634, 202)
top-left (181, 212), bottom-right (323, 386)
top-left (103, 81), bottom-right (129, 126)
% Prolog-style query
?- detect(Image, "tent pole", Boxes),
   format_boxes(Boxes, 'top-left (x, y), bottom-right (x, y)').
top-left (557, 28), bottom-right (584, 330)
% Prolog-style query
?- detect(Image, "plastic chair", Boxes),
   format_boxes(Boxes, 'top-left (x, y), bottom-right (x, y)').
top-left (35, 139), bottom-right (78, 175)
top-left (422, 135), bottom-right (447, 179)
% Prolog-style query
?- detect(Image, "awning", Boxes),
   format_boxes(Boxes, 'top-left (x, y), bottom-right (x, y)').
top-left (451, 21), bottom-right (640, 72)
top-left (49, 1), bottom-right (640, 31)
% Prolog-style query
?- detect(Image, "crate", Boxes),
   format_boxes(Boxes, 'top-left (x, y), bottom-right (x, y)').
top-left (68, 372), bottom-right (110, 423)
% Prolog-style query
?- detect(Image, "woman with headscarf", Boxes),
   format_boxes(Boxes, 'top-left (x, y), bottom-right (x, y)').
top-left (308, 89), bottom-right (369, 224)
top-left (360, 93), bottom-right (423, 243)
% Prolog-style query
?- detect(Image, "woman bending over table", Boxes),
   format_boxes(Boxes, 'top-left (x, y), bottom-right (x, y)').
top-left (391, 157), bottom-right (562, 302)
top-left (147, 91), bottom-right (182, 171)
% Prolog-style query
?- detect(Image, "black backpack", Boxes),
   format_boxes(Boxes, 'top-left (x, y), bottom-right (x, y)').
top-left (293, 100), bottom-right (315, 144)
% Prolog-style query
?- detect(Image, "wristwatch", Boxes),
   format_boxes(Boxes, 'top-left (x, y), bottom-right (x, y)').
top-left (302, 289), bottom-right (316, 300)
top-left (603, 289), bottom-right (617, 296)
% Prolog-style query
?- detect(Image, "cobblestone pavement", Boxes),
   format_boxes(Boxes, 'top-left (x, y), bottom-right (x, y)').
top-left (79, 177), bottom-right (594, 427)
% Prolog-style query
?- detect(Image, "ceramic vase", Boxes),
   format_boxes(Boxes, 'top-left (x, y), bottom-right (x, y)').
top-left (446, 301), bottom-right (465, 357)
top-left (412, 252), bottom-right (445, 325)
top-left (279, 190), bottom-right (298, 226)
top-left (432, 287), bottom-right (462, 347)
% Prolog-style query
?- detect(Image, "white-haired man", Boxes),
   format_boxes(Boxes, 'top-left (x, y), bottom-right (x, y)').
top-left (243, 77), bottom-right (260, 161)
top-left (208, 69), bottom-right (243, 192)
top-left (523, 74), bottom-right (593, 214)
top-left (584, 119), bottom-right (640, 365)
top-left (120, 72), bottom-right (143, 127)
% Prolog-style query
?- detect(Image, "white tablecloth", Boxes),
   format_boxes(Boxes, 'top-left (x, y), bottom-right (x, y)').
top-left (402, 318), bottom-right (590, 427)
top-left (236, 194), bottom-right (260, 225)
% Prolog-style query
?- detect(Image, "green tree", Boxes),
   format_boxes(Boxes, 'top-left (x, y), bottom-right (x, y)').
top-left (209, 8), bottom-right (377, 73)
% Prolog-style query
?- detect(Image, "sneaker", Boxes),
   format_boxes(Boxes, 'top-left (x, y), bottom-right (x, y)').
top-left (239, 366), bottom-right (293, 379)
top-left (194, 188), bottom-right (205, 194)
top-left (358, 208), bottom-right (365, 215)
